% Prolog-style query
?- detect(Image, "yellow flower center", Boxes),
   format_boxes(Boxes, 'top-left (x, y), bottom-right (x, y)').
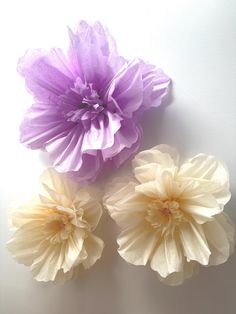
top-left (145, 199), bottom-right (186, 233)
top-left (43, 206), bottom-right (90, 244)
top-left (44, 213), bottom-right (73, 244)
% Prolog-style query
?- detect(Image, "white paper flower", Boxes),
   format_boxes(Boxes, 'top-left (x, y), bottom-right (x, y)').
top-left (103, 145), bottom-right (236, 285)
top-left (7, 168), bottom-right (104, 283)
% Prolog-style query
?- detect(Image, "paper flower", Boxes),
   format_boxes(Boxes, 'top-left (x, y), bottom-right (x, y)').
top-left (103, 145), bottom-right (235, 285)
top-left (18, 21), bottom-right (170, 183)
top-left (7, 168), bottom-right (104, 283)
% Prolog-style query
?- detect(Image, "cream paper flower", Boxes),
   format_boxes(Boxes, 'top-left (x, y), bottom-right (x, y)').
top-left (103, 145), bottom-right (236, 285)
top-left (7, 168), bottom-right (104, 283)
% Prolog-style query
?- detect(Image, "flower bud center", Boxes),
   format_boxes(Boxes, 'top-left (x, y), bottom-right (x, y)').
top-left (146, 199), bottom-right (186, 232)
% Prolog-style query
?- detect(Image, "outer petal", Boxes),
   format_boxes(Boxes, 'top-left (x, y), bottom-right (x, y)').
top-left (7, 221), bottom-right (44, 266)
top-left (204, 213), bottom-right (236, 265)
top-left (31, 242), bottom-right (63, 282)
top-left (178, 154), bottom-right (230, 205)
top-left (102, 120), bottom-right (141, 164)
top-left (80, 200), bottom-right (103, 231)
top-left (18, 49), bottom-right (75, 103)
top-left (106, 59), bottom-right (143, 118)
top-left (133, 145), bottom-right (179, 183)
top-left (45, 126), bottom-right (84, 173)
top-left (179, 222), bottom-right (211, 265)
top-left (150, 233), bottom-right (183, 278)
top-left (180, 193), bottom-right (222, 224)
top-left (159, 261), bottom-right (199, 286)
top-left (68, 152), bottom-right (103, 183)
top-left (112, 133), bottom-right (141, 168)
top-left (62, 231), bottom-right (85, 272)
top-left (139, 61), bottom-right (170, 111)
top-left (117, 224), bottom-right (158, 265)
top-left (10, 204), bottom-right (46, 228)
top-left (216, 213), bottom-right (236, 255)
top-left (39, 168), bottom-right (79, 206)
top-left (82, 234), bottom-right (104, 269)
top-left (20, 102), bottom-right (73, 150)
top-left (104, 179), bottom-right (148, 229)
top-left (68, 21), bottom-right (124, 88)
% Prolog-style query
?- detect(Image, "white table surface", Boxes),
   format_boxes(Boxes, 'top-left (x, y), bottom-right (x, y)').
top-left (0, 1), bottom-right (236, 313)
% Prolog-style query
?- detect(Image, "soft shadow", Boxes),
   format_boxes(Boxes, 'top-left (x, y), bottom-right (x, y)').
top-left (38, 151), bottom-right (51, 167)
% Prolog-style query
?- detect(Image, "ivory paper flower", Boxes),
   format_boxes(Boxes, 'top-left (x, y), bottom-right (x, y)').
top-left (19, 20), bottom-right (170, 183)
top-left (104, 145), bottom-right (236, 285)
top-left (7, 168), bottom-right (104, 283)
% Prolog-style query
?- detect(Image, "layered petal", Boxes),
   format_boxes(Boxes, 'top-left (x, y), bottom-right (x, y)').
top-left (159, 261), bottom-right (199, 286)
top-left (82, 234), bottom-right (104, 269)
top-left (20, 102), bottom-right (73, 150)
top-left (68, 20), bottom-right (124, 89)
top-left (178, 154), bottom-right (230, 205)
top-left (204, 213), bottom-right (236, 265)
top-left (133, 145), bottom-right (178, 183)
top-left (81, 111), bottom-right (121, 151)
top-left (106, 60), bottom-right (143, 118)
top-left (150, 233), bottom-right (183, 277)
top-left (118, 224), bottom-right (158, 265)
top-left (179, 222), bottom-right (211, 265)
top-left (18, 49), bottom-right (75, 103)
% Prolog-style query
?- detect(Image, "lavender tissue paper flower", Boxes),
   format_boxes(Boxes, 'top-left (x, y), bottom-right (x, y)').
top-left (19, 21), bottom-right (170, 183)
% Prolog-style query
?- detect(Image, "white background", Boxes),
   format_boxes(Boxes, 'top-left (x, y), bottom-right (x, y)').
top-left (0, 0), bottom-right (236, 313)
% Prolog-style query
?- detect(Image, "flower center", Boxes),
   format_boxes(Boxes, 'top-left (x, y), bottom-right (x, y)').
top-left (44, 213), bottom-right (73, 244)
top-left (43, 207), bottom-right (89, 244)
top-left (65, 83), bottom-right (106, 123)
top-left (145, 199), bottom-right (186, 232)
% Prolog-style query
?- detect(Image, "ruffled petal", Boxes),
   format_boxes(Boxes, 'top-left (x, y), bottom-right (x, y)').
top-left (81, 111), bottom-right (121, 151)
top-left (18, 49), bottom-right (75, 103)
top-left (7, 222), bottom-right (44, 266)
top-left (133, 145), bottom-right (178, 183)
top-left (82, 234), bottom-right (104, 269)
top-left (204, 213), bottom-right (236, 265)
top-left (179, 222), bottom-right (211, 265)
top-left (102, 119), bottom-right (141, 164)
top-left (135, 170), bottom-right (174, 200)
top-left (117, 224), bottom-right (158, 265)
top-left (159, 261), bottom-right (199, 286)
top-left (31, 242), bottom-right (63, 282)
top-left (104, 180), bottom-right (147, 229)
top-left (180, 193), bottom-right (222, 224)
top-left (80, 200), bottom-right (103, 230)
top-left (216, 213), bottom-right (236, 255)
top-left (62, 231), bottom-right (85, 272)
top-left (68, 21), bottom-right (124, 89)
top-left (112, 133), bottom-right (141, 168)
top-left (150, 234), bottom-right (183, 278)
top-left (46, 126), bottom-right (84, 172)
top-left (107, 59), bottom-right (143, 118)
top-left (68, 152), bottom-right (103, 183)
top-left (20, 102), bottom-right (73, 150)
top-left (178, 154), bottom-right (230, 205)
top-left (39, 168), bottom-right (78, 206)
top-left (134, 61), bottom-right (170, 119)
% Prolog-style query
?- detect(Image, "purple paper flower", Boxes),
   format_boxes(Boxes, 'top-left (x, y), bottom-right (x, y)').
top-left (19, 21), bottom-right (170, 183)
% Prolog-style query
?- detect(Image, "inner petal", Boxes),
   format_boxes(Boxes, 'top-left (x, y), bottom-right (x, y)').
top-left (64, 82), bottom-right (106, 124)
top-left (145, 199), bottom-right (186, 232)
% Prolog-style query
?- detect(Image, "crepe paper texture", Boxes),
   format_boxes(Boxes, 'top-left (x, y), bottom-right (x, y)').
top-left (18, 20), bottom-right (170, 183)
top-left (7, 168), bottom-right (104, 283)
top-left (103, 145), bottom-right (236, 286)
